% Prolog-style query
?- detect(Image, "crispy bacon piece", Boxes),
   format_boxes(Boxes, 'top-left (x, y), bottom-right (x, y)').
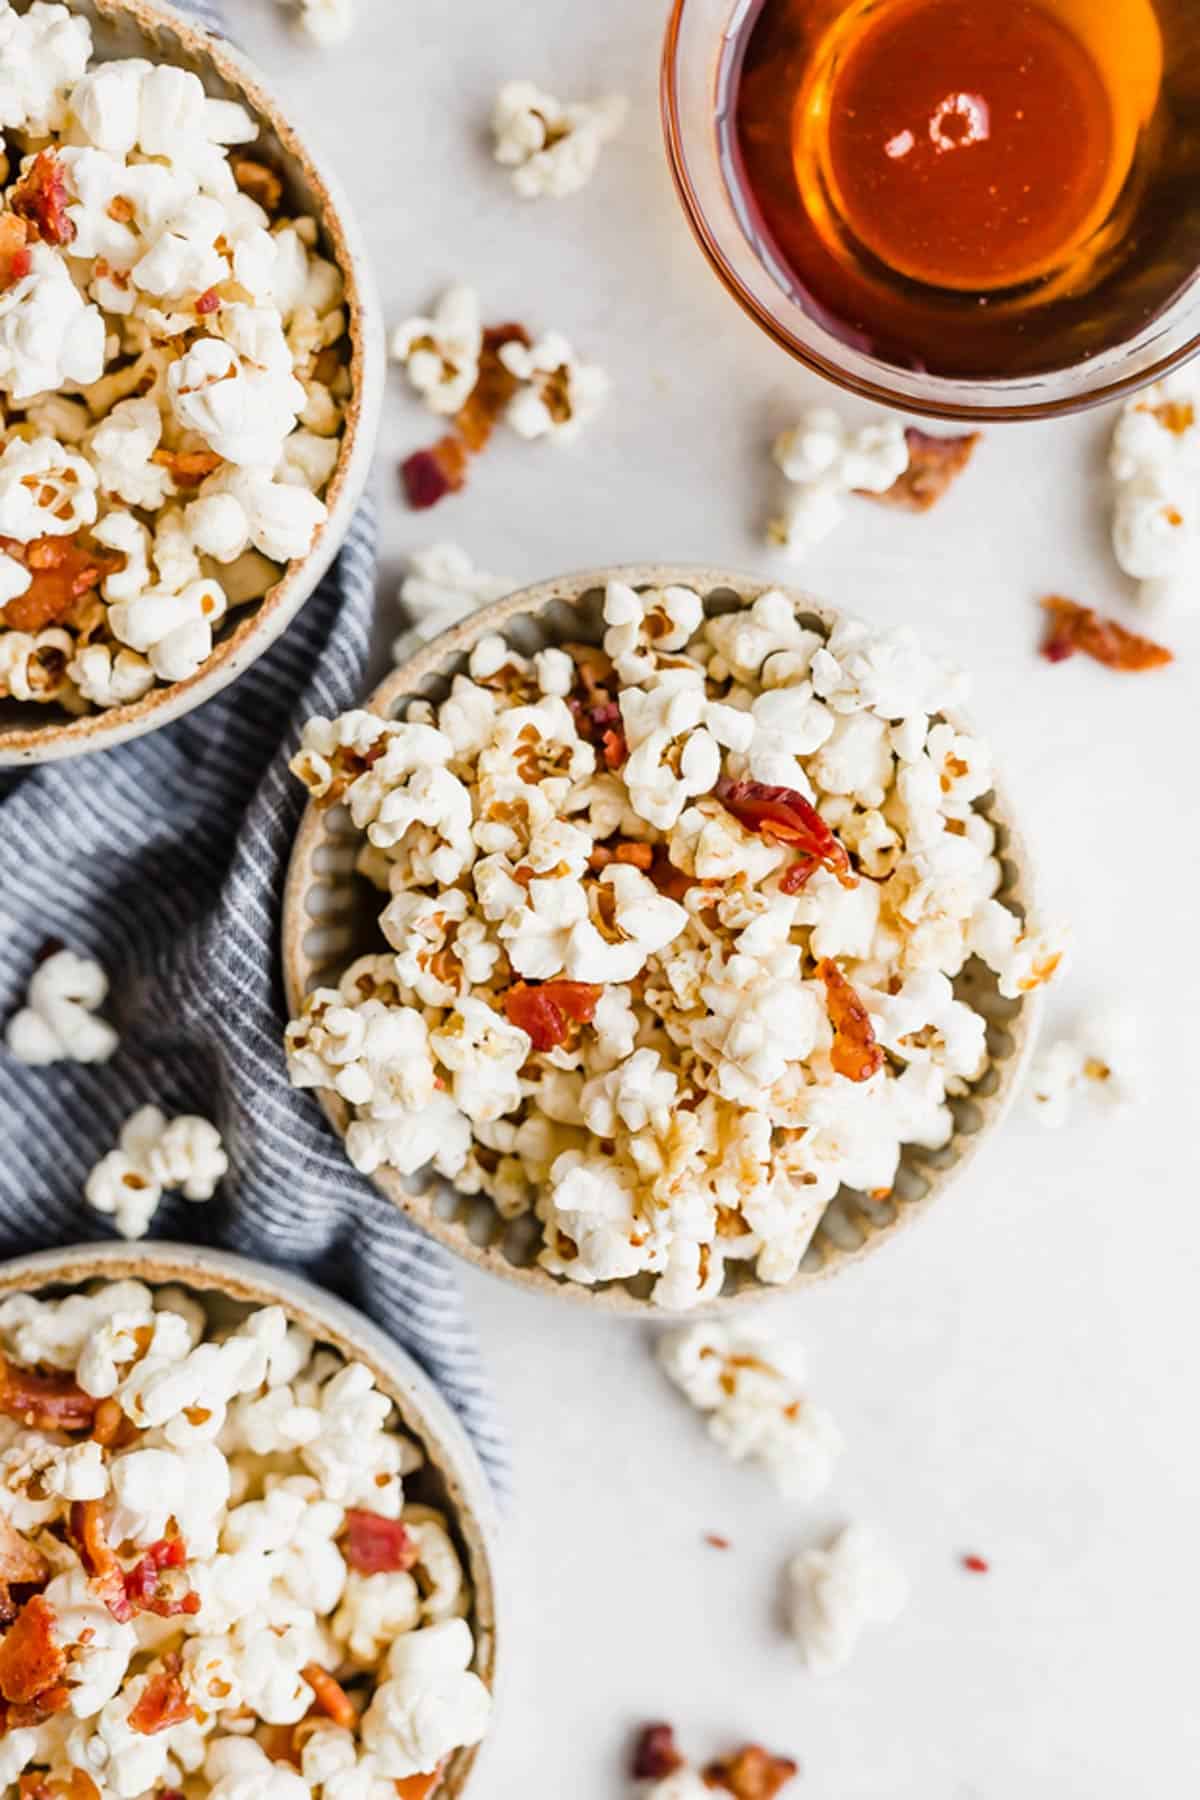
top-left (123, 1538), bottom-right (200, 1618)
top-left (632, 1724), bottom-right (685, 1780)
top-left (0, 1597), bottom-right (65, 1705)
top-left (68, 1501), bottom-right (132, 1624)
top-left (195, 286), bottom-right (221, 315)
top-left (703, 1744), bottom-right (799, 1798)
top-left (777, 857), bottom-right (817, 895)
top-left (302, 1664), bottom-right (356, 1730)
top-left (11, 152), bottom-right (75, 248)
top-left (961, 1553), bottom-right (990, 1573)
top-left (128, 1663), bottom-right (193, 1736)
top-left (0, 1516), bottom-right (49, 1592)
top-left (151, 448), bottom-right (223, 488)
top-left (0, 536), bottom-right (124, 635)
top-left (1039, 596), bottom-right (1173, 673)
top-left (587, 839), bottom-right (654, 873)
top-left (0, 1357), bottom-right (97, 1435)
top-left (394, 1770), bottom-right (445, 1800)
top-left (0, 215), bottom-right (32, 292)
top-left (715, 778), bottom-right (855, 887)
top-left (342, 1511), bottom-right (418, 1576)
top-left (502, 980), bottom-right (602, 1053)
top-left (865, 427), bottom-right (980, 513)
top-left (817, 958), bottom-right (884, 1084)
top-left (231, 157), bottom-right (283, 214)
top-left (402, 437), bottom-right (469, 510)
top-left (456, 324), bottom-right (529, 453)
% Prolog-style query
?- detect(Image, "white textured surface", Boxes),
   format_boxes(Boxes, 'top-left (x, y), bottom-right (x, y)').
top-left (240, 2), bottom-right (1200, 1790)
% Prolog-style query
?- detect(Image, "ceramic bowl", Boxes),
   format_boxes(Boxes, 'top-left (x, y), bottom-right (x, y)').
top-left (0, 0), bottom-right (385, 766)
top-left (283, 565), bottom-right (1042, 1313)
top-left (0, 1240), bottom-right (501, 1798)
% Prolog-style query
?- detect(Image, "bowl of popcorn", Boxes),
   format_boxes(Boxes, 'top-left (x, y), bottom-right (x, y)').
top-left (0, 1240), bottom-right (499, 1797)
top-left (282, 568), bottom-right (1062, 1313)
top-left (0, 0), bottom-right (383, 764)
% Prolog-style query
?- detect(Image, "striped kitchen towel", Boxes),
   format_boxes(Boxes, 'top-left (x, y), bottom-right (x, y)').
top-left (0, 3), bottom-right (509, 1497)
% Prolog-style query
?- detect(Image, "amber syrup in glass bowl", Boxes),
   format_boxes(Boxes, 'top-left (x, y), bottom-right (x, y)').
top-left (722, 0), bottom-right (1199, 379)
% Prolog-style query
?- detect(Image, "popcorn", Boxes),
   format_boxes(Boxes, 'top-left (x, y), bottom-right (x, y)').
top-left (391, 285), bottom-right (482, 417)
top-left (285, 590), bottom-right (1059, 1307)
top-left (785, 1523), bottom-right (909, 1674)
top-left (84, 1104), bottom-right (228, 1238)
top-left (1028, 1006), bottom-right (1139, 1128)
top-left (491, 80), bottom-right (628, 199)
top-left (499, 331), bottom-right (610, 441)
top-left (395, 542), bottom-right (514, 655)
top-left (1110, 372), bottom-right (1200, 613)
top-left (5, 947), bottom-right (118, 1066)
top-left (658, 1322), bottom-right (843, 1497)
top-left (360, 1618), bottom-right (491, 1779)
top-left (0, 0), bottom-right (91, 135)
top-left (284, 0), bottom-right (357, 47)
top-left (769, 408), bottom-right (908, 553)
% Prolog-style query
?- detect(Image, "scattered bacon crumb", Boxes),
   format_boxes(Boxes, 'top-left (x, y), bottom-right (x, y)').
top-left (302, 1664), bottom-right (356, 1730)
top-left (716, 778), bottom-right (855, 888)
top-left (342, 1511), bottom-right (418, 1576)
top-left (123, 1538), bottom-right (200, 1618)
top-left (231, 157), bottom-right (283, 214)
top-left (11, 151), bottom-right (75, 248)
top-left (151, 447), bottom-right (224, 488)
top-left (128, 1662), bottom-right (193, 1736)
top-left (777, 857), bottom-right (818, 895)
top-left (961, 1553), bottom-right (990, 1573)
top-left (69, 1501), bottom-right (132, 1624)
top-left (195, 286), bottom-right (221, 315)
top-left (1039, 596), bottom-right (1173, 673)
top-left (0, 215), bottom-right (32, 292)
top-left (703, 1744), bottom-right (799, 1798)
top-left (704, 1533), bottom-right (732, 1551)
top-left (394, 1769), bottom-right (445, 1800)
top-left (0, 1357), bottom-right (97, 1435)
top-left (0, 1515), bottom-right (49, 1593)
top-left (0, 536), bottom-right (125, 635)
top-left (632, 1724), bottom-right (685, 1780)
top-left (502, 980), bottom-right (602, 1052)
top-left (0, 1597), bottom-right (65, 1705)
top-left (865, 427), bottom-right (980, 512)
top-left (401, 437), bottom-right (469, 510)
top-left (817, 958), bottom-right (885, 1083)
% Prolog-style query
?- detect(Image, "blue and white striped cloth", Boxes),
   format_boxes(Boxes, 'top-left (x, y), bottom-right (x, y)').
top-left (0, 0), bottom-right (508, 1496)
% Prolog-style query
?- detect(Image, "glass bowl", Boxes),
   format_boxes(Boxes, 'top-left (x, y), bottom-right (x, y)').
top-left (661, 0), bottom-right (1200, 422)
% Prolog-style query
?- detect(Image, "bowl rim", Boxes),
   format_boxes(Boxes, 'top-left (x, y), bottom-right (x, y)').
top-left (282, 561), bottom-right (1044, 1316)
top-left (0, 0), bottom-right (386, 767)
top-left (660, 0), bottom-right (1200, 424)
top-left (0, 1238), bottom-right (502, 1798)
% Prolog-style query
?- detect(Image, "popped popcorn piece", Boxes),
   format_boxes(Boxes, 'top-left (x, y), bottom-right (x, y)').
top-left (769, 408), bottom-right (909, 554)
top-left (5, 948), bottom-right (118, 1065)
top-left (395, 542), bottom-right (513, 656)
top-left (658, 1322), bottom-right (843, 1498)
top-left (391, 285), bottom-right (482, 417)
top-left (499, 331), bottom-right (609, 441)
top-left (785, 1523), bottom-right (909, 1675)
top-left (1110, 371), bottom-right (1200, 614)
top-left (0, 0), bottom-right (91, 136)
top-left (360, 1617), bottom-right (491, 1779)
top-left (84, 1104), bottom-right (228, 1237)
top-left (283, 0), bottom-right (357, 47)
top-left (1027, 1006), bottom-right (1139, 1128)
top-left (491, 80), bottom-right (628, 199)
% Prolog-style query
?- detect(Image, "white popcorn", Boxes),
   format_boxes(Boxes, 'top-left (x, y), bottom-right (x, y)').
top-left (491, 80), bottom-right (628, 199)
top-left (769, 408), bottom-right (908, 554)
top-left (0, 0), bottom-right (92, 135)
top-left (391, 285), bottom-right (482, 416)
top-left (500, 331), bottom-right (609, 441)
top-left (286, 0), bottom-right (357, 47)
top-left (361, 1619), bottom-right (491, 1779)
top-left (84, 1104), bottom-right (228, 1237)
top-left (168, 321), bottom-right (306, 467)
top-left (1028, 1006), bottom-right (1139, 1128)
top-left (785, 1523), bottom-right (909, 1675)
top-left (86, 397), bottom-right (170, 510)
top-left (1110, 374), bottom-right (1200, 613)
top-left (0, 243), bottom-right (106, 401)
top-left (0, 435), bottom-right (99, 542)
top-left (5, 948), bottom-right (117, 1065)
top-left (395, 543), bottom-right (514, 655)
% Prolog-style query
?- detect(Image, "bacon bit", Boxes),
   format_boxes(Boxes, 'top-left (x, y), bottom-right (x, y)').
top-left (817, 958), bottom-right (885, 1083)
top-left (231, 157), bottom-right (284, 213)
top-left (647, 845), bottom-right (710, 903)
top-left (0, 215), bottom-right (31, 292)
top-left (961, 1553), bottom-right (990, 1573)
top-left (0, 1357), bottom-right (97, 1435)
top-left (68, 1501), bottom-right (132, 1624)
top-left (587, 839), bottom-right (654, 873)
top-left (128, 1664), bottom-right (193, 1736)
top-left (260, 1726), bottom-right (302, 1768)
top-left (0, 1516), bottom-right (49, 1593)
top-left (778, 856), bottom-right (818, 895)
top-left (600, 726), bottom-right (628, 769)
top-left (393, 1770), bottom-right (445, 1800)
top-left (704, 1533), bottom-right (732, 1551)
top-left (90, 1398), bottom-right (129, 1448)
top-left (123, 1538), bottom-right (200, 1618)
top-left (11, 152), bottom-right (75, 248)
top-left (302, 1664), bottom-right (356, 1730)
top-left (716, 778), bottom-right (855, 887)
top-left (632, 1724), bottom-right (685, 1780)
top-left (0, 536), bottom-right (124, 635)
top-left (502, 980), bottom-right (602, 1052)
top-left (1039, 596), bottom-right (1173, 673)
top-left (703, 1745), bottom-right (799, 1798)
top-left (3, 1681), bottom-right (70, 1733)
top-left (402, 436), bottom-right (469, 510)
top-left (195, 286), bottom-right (221, 315)
top-left (151, 447), bottom-right (223, 488)
top-left (456, 324), bottom-right (529, 454)
top-left (0, 1597), bottom-right (65, 1704)
top-left (342, 1511), bottom-right (418, 1576)
top-left (865, 427), bottom-right (980, 513)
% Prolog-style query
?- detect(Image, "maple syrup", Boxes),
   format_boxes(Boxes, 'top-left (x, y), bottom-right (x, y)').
top-left (724, 0), bottom-right (1195, 378)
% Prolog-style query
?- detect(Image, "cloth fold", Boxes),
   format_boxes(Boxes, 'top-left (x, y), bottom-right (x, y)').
top-left (0, 0), bottom-right (508, 1497)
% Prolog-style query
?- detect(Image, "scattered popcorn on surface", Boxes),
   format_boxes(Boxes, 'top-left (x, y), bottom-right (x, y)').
top-left (1028, 1006), bottom-right (1139, 1128)
top-left (5, 947), bottom-right (117, 1065)
top-left (285, 586), bottom-right (1060, 1308)
top-left (499, 332), bottom-right (610, 442)
top-left (282, 0), bottom-right (357, 46)
top-left (391, 286), bottom-right (482, 418)
top-left (1110, 370), bottom-right (1200, 615)
top-left (491, 80), bottom-right (628, 200)
top-left (84, 1104), bottom-right (228, 1238)
top-left (0, 1279), bottom-right (491, 1788)
top-left (658, 1322), bottom-right (842, 1497)
top-left (769, 409), bottom-right (909, 555)
top-left (394, 542), bottom-right (514, 657)
top-left (0, 3), bottom-right (348, 715)
top-left (785, 1523), bottom-right (909, 1675)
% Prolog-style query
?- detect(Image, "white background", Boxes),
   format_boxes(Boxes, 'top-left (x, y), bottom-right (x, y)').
top-left (238, 1), bottom-right (1200, 1791)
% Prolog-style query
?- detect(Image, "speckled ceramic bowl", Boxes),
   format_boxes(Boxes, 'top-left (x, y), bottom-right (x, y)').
top-left (0, 0), bottom-right (385, 766)
top-left (283, 566), bottom-right (1042, 1313)
top-left (0, 1241), bottom-right (501, 1798)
